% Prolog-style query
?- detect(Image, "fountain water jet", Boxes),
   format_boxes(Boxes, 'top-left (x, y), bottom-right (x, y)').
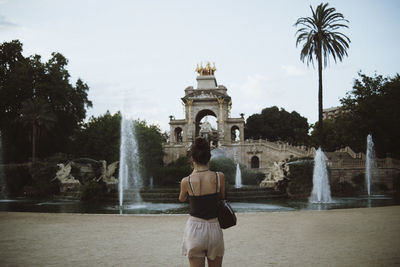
top-left (149, 176), bottom-right (154, 189)
top-left (235, 163), bottom-right (242, 188)
top-left (365, 134), bottom-right (377, 196)
top-left (309, 147), bottom-right (332, 203)
top-left (118, 116), bottom-right (142, 207)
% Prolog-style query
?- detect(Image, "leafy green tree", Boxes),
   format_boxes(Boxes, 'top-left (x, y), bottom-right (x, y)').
top-left (295, 3), bottom-right (350, 147)
top-left (20, 97), bottom-right (57, 164)
top-left (310, 115), bottom-right (356, 152)
top-left (0, 40), bottom-right (92, 163)
top-left (0, 40), bottom-right (32, 162)
top-left (244, 106), bottom-right (309, 145)
top-left (341, 72), bottom-right (400, 157)
top-left (72, 111), bottom-right (121, 163)
top-left (135, 120), bottom-right (164, 185)
top-left (310, 72), bottom-right (400, 158)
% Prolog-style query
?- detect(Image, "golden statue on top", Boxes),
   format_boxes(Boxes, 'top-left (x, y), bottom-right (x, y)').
top-left (195, 61), bottom-right (216, 76)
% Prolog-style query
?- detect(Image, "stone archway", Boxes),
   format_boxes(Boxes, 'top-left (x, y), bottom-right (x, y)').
top-left (231, 125), bottom-right (240, 142)
top-left (251, 156), bottom-right (260, 168)
top-left (195, 109), bottom-right (218, 138)
top-left (174, 127), bottom-right (183, 143)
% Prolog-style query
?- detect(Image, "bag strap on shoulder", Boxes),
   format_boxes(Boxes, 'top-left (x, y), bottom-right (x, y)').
top-left (215, 172), bottom-right (219, 193)
top-left (188, 176), bottom-right (195, 195)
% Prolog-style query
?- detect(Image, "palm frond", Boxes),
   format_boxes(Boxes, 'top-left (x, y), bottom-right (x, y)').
top-left (294, 2), bottom-right (350, 69)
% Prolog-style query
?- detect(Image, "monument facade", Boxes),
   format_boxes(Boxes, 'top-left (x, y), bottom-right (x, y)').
top-left (163, 63), bottom-right (314, 179)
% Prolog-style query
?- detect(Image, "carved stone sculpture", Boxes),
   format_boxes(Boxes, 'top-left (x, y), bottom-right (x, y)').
top-left (269, 161), bottom-right (285, 181)
top-left (260, 161), bottom-right (286, 189)
top-left (52, 162), bottom-right (81, 192)
top-left (97, 160), bottom-right (119, 185)
top-left (200, 118), bottom-right (213, 133)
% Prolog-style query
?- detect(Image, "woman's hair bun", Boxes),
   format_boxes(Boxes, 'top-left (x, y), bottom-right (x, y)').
top-left (191, 137), bottom-right (211, 164)
top-left (195, 137), bottom-right (208, 147)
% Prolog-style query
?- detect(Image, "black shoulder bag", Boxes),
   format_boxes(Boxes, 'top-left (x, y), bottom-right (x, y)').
top-left (216, 172), bottom-right (237, 229)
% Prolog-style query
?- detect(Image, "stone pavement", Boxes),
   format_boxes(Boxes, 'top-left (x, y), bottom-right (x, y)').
top-left (1, 206), bottom-right (399, 266)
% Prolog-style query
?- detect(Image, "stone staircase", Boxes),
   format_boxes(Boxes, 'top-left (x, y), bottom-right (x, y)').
top-left (54, 187), bottom-right (287, 202)
top-left (104, 187), bottom-right (286, 203)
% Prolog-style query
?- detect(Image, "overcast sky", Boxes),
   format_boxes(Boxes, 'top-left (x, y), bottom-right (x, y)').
top-left (1, 0), bottom-right (399, 131)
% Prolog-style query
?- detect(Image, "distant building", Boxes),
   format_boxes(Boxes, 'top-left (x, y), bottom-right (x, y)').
top-left (323, 106), bottom-right (347, 120)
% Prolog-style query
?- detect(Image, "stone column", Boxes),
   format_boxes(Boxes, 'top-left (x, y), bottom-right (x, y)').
top-left (217, 97), bottom-right (224, 123)
top-left (217, 97), bottom-right (225, 144)
top-left (186, 99), bottom-right (193, 123)
top-left (228, 99), bottom-right (232, 118)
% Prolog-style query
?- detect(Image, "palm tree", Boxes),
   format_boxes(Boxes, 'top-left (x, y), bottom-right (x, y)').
top-left (294, 3), bottom-right (350, 147)
top-left (20, 97), bottom-right (57, 164)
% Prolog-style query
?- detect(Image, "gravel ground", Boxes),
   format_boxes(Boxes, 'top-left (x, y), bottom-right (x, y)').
top-left (0, 206), bottom-right (399, 267)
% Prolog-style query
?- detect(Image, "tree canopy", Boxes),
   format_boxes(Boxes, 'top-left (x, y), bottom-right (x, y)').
top-left (134, 119), bottom-right (164, 184)
top-left (72, 111), bottom-right (121, 163)
top-left (311, 72), bottom-right (400, 158)
top-left (0, 40), bottom-right (92, 163)
top-left (244, 106), bottom-right (309, 145)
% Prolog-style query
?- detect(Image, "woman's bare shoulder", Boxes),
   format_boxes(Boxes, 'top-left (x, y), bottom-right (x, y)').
top-left (181, 176), bottom-right (189, 184)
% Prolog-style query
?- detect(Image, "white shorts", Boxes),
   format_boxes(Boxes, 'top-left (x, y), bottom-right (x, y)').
top-left (182, 216), bottom-right (224, 260)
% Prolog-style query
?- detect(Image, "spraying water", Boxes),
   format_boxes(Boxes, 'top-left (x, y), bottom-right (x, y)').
top-left (235, 163), bottom-right (242, 188)
top-left (210, 147), bottom-right (227, 159)
top-left (309, 147), bottom-right (332, 203)
top-left (0, 131), bottom-right (7, 199)
top-left (365, 134), bottom-right (377, 196)
top-left (118, 116), bottom-right (142, 207)
top-left (149, 176), bottom-right (154, 189)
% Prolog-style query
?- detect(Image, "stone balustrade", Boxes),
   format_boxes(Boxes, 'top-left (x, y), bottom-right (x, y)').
top-left (328, 158), bottom-right (400, 169)
top-left (244, 138), bottom-right (313, 157)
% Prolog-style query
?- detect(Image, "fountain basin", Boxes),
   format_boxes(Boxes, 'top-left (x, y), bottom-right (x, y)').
top-left (0, 195), bottom-right (398, 214)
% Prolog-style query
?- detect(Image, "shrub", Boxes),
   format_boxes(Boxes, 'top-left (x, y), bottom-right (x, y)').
top-left (371, 182), bottom-right (388, 193)
top-left (286, 160), bottom-right (314, 197)
top-left (80, 181), bottom-right (106, 201)
top-left (31, 162), bottom-right (60, 196)
top-left (4, 165), bottom-right (31, 196)
top-left (330, 180), bottom-right (357, 196)
top-left (241, 167), bottom-right (265, 185)
top-left (209, 157), bottom-right (236, 185)
top-left (352, 173), bottom-right (365, 187)
top-left (155, 157), bottom-right (192, 186)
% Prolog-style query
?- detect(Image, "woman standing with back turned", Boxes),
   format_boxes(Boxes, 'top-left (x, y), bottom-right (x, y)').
top-left (179, 137), bottom-right (225, 267)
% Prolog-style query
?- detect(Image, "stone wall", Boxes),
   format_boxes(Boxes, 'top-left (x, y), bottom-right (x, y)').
top-left (163, 144), bottom-right (189, 164)
top-left (328, 158), bottom-right (400, 193)
top-left (164, 138), bottom-right (314, 177)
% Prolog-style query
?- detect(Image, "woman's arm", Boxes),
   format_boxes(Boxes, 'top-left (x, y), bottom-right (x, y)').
top-left (218, 172), bottom-right (226, 199)
top-left (178, 177), bottom-right (188, 202)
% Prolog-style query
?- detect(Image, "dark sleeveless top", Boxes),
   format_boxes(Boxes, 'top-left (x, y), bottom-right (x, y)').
top-left (188, 172), bottom-right (219, 220)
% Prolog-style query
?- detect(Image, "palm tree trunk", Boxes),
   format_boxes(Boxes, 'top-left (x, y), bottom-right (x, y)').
top-left (317, 47), bottom-right (323, 148)
top-left (32, 122), bottom-right (36, 165)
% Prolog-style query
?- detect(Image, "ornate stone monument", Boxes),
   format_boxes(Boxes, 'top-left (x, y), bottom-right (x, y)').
top-left (163, 63), bottom-right (314, 185)
top-left (164, 62), bottom-right (245, 160)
